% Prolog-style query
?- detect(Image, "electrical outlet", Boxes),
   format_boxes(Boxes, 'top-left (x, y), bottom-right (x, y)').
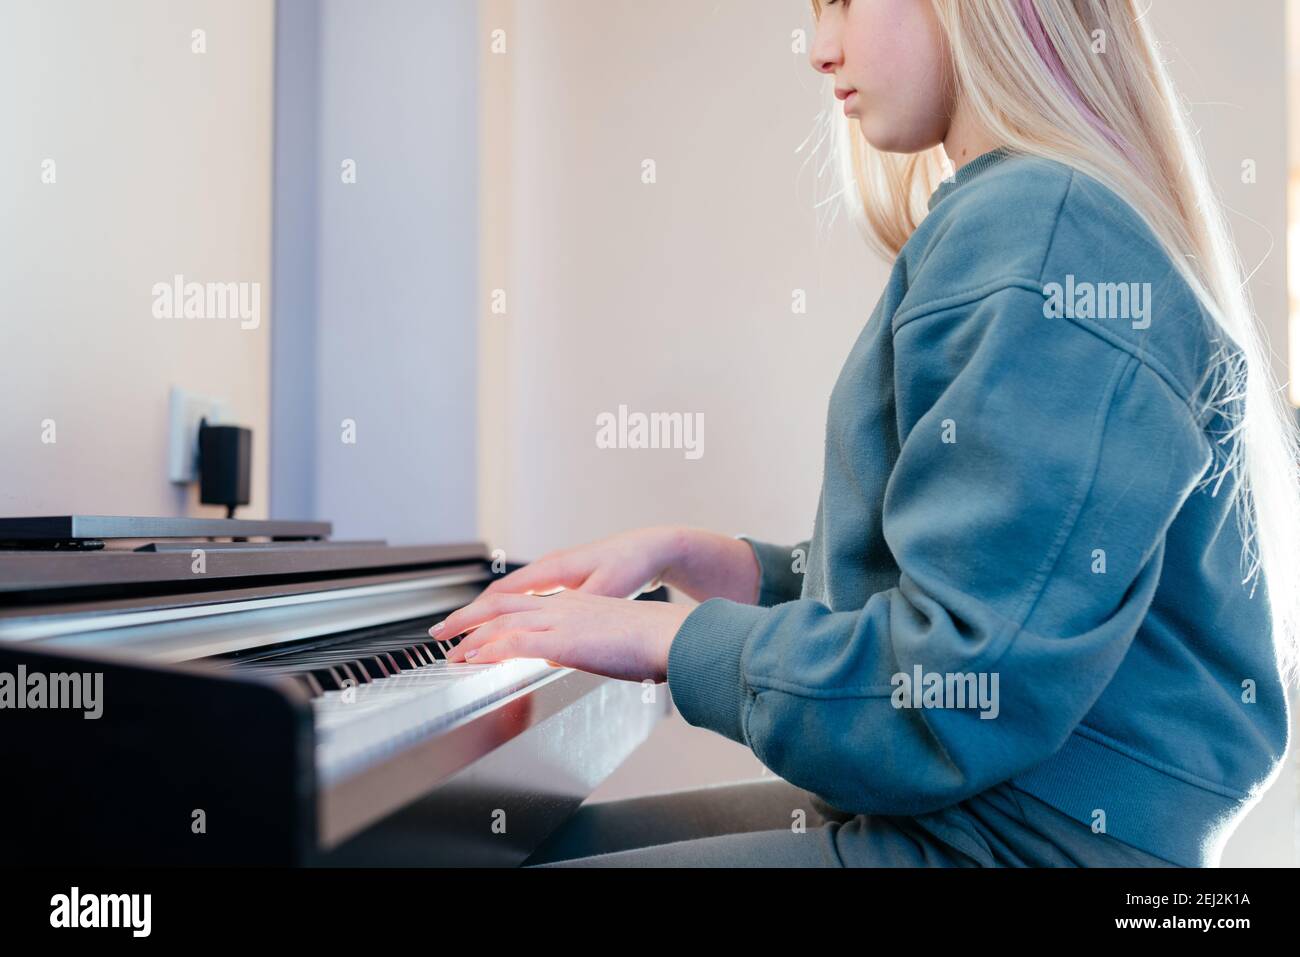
top-left (169, 387), bottom-right (233, 483)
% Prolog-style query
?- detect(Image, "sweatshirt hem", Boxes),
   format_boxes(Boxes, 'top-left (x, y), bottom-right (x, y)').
top-left (1011, 730), bottom-right (1246, 867)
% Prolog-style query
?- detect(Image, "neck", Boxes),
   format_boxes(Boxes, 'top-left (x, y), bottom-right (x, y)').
top-left (942, 103), bottom-right (1001, 172)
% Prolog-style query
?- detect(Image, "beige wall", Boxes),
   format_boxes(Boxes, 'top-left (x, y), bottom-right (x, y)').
top-left (480, 0), bottom-right (1297, 864)
top-left (479, 0), bottom-right (882, 559)
top-left (0, 0), bottom-right (273, 518)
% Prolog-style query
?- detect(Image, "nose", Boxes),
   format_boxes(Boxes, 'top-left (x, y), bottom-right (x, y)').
top-left (809, 33), bottom-right (842, 75)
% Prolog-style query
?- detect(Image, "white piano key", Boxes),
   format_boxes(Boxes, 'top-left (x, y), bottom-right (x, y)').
top-left (313, 657), bottom-right (556, 783)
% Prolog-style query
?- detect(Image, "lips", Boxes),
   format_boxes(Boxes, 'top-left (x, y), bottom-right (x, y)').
top-left (834, 87), bottom-right (855, 101)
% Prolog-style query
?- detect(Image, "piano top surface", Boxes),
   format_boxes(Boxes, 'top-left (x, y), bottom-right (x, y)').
top-left (0, 514), bottom-right (334, 542)
top-left (0, 540), bottom-right (489, 597)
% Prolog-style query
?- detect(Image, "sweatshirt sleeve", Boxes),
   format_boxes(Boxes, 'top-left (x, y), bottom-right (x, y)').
top-left (666, 286), bottom-right (1212, 815)
top-left (737, 535), bottom-right (810, 606)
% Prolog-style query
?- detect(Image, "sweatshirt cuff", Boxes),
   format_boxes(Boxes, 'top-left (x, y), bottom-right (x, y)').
top-left (667, 597), bottom-right (768, 745)
top-left (737, 535), bottom-right (804, 607)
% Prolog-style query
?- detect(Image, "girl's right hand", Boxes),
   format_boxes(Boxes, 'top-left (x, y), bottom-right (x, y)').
top-left (482, 525), bottom-right (762, 605)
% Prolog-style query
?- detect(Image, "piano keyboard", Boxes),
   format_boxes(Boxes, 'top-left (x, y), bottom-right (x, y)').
top-left (0, 532), bottom-right (669, 865)
top-left (228, 623), bottom-right (559, 784)
top-left (240, 631), bottom-right (469, 697)
top-left (312, 659), bottom-right (556, 783)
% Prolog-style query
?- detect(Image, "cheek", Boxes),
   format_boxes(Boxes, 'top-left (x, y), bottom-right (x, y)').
top-left (844, 0), bottom-right (951, 150)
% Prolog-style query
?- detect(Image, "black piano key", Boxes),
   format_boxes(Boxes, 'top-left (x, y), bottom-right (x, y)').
top-left (295, 673), bottom-right (325, 698)
top-left (353, 655), bottom-right (391, 679)
top-left (342, 661), bottom-right (374, 684)
top-left (294, 654), bottom-right (376, 683)
top-left (244, 630), bottom-right (468, 678)
top-left (369, 641), bottom-right (431, 666)
top-left (393, 647), bottom-right (425, 669)
top-left (405, 644), bottom-right (436, 666)
top-left (325, 660), bottom-right (353, 684)
top-left (289, 658), bottom-right (351, 681)
top-left (374, 646), bottom-right (419, 670)
top-left (352, 660), bottom-right (382, 681)
top-left (310, 665), bottom-right (349, 691)
top-left (386, 645), bottom-right (421, 666)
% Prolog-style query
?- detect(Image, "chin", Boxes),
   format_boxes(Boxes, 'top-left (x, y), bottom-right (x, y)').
top-left (856, 114), bottom-right (946, 156)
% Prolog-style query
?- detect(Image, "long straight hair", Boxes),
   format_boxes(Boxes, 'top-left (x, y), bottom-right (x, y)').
top-left (810, 0), bottom-right (1300, 683)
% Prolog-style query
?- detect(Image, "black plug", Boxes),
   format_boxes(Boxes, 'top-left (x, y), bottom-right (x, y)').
top-left (198, 419), bottom-right (252, 519)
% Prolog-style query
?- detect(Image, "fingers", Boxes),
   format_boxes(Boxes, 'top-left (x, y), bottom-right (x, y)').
top-left (431, 592), bottom-right (544, 642)
top-left (574, 569), bottom-right (632, 597)
top-left (445, 612), bottom-right (550, 662)
top-left (461, 629), bottom-right (567, 665)
top-left (482, 554), bottom-right (583, 596)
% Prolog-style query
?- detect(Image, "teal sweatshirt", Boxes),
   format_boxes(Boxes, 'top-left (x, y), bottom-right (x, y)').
top-left (666, 148), bottom-right (1291, 867)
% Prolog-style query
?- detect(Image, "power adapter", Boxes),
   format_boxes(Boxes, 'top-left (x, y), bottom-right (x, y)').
top-left (198, 420), bottom-right (252, 519)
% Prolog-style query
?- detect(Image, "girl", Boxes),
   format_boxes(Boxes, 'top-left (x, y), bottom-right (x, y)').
top-left (434, 0), bottom-right (1300, 867)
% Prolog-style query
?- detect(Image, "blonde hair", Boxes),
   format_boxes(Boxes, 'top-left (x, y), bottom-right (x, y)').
top-left (811, 0), bottom-right (1300, 683)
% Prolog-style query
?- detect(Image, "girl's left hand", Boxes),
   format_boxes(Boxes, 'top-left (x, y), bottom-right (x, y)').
top-left (430, 590), bottom-right (693, 682)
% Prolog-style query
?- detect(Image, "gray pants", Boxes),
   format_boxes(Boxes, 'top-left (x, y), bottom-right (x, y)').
top-left (525, 778), bottom-right (1178, 867)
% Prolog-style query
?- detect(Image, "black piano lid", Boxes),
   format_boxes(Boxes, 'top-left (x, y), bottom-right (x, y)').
top-left (0, 514), bottom-right (333, 543)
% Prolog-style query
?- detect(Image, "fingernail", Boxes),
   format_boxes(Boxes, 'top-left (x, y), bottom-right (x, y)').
top-left (431, 621), bottom-right (445, 633)
top-left (464, 648), bottom-right (478, 660)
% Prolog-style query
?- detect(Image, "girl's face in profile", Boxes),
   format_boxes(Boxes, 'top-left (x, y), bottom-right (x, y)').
top-left (810, 0), bottom-right (954, 154)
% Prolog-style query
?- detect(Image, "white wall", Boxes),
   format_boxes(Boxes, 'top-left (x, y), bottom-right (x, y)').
top-left (479, 0), bottom-right (880, 559)
top-left (271, 0), bottom-right (480, 545)
top-left (481, 0), bottom-right (1297, 863)
top-left (0, 0), bottom-right (273, 518)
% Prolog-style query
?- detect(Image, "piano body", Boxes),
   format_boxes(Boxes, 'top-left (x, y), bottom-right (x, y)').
top-left (0, 516), bottom-right (669, 866)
